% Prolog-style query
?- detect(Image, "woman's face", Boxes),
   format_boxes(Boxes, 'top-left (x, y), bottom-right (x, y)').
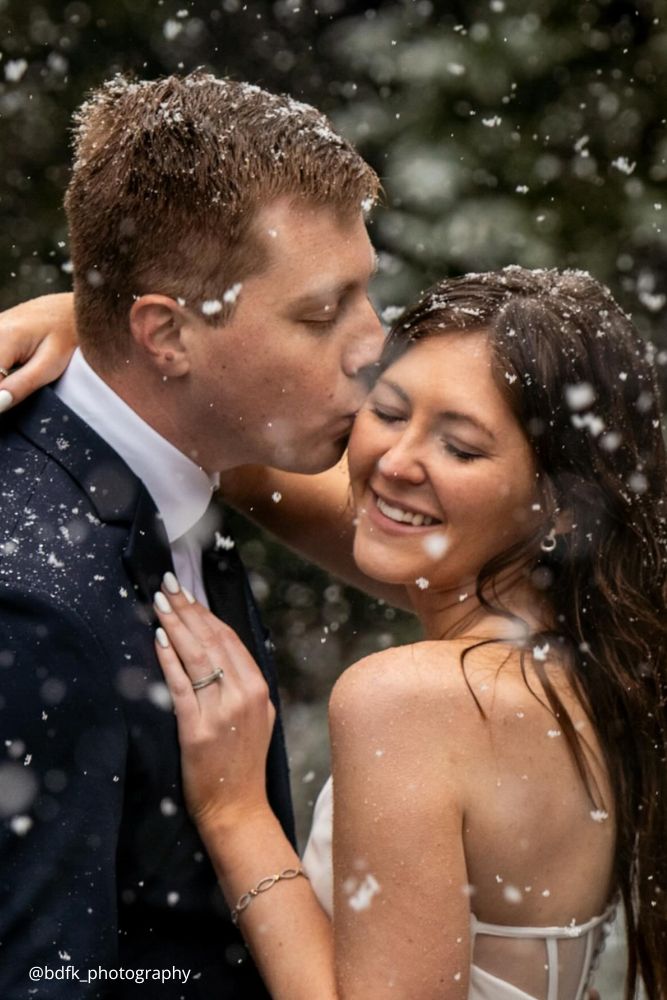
top-left (348, 331), bottom-right (544, 592)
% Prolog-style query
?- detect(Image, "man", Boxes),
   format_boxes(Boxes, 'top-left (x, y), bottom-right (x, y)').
top-left (0, 71), bottom-right (383, 998)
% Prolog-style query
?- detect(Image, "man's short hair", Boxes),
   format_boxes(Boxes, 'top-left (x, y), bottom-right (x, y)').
top-left (64, 72), bottom-right (380, 366)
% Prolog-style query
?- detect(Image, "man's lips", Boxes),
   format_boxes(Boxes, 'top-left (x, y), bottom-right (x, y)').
top-left (331, 413), bottom-right (357, 435)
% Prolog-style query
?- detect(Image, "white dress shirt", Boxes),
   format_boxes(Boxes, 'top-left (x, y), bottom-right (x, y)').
top-left (55, 348), bottom-right (220, 606)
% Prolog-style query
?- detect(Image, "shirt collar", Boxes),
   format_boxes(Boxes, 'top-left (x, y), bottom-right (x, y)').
top-left (54, 348), bottom-right (219, 543)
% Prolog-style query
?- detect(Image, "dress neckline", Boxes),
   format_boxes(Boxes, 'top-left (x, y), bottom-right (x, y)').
top-left (470, 900), bottom-right (617, 939)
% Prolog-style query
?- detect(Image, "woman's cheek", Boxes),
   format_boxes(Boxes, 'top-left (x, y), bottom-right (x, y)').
top-left (348, 413), bottom-right (378, 477)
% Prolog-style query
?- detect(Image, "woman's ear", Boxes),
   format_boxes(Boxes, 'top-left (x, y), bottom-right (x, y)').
top-left (129, 294), bottom-right (191, 377)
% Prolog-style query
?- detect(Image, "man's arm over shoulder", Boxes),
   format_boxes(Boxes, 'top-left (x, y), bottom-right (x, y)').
top-left (0, 588), bottom-right (126, 997)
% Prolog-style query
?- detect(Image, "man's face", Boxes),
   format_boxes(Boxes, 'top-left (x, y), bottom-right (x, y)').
top-left (185, 197), bottom-right (384, 473)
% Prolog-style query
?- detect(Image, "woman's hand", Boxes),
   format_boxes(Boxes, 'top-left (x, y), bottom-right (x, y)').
top-left (153, 574), bottom-right (276, 833)
top-left (0, 292), bottom-right (77, 411)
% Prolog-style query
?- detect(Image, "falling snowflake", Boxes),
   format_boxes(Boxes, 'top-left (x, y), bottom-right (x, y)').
top-left (222, 283), bottom-right (243, 304)
top-left (4, 59), bottom-right (28, 82)
top-left (202, 300), bottom-right (223, 316)
top-left (10, 815), bottom-right (33, 836)
top-left (214, 532), bottom-right (235, 551)
top-left (423, 534), bottom-right (448, 558)
top-left (565, 383), bottom-right (596, 411)
top-left (503, 885), bottom-right (523, 904)
top-left (611, 156), bottom-right (636, 175)
top-left (347, 874), bottom-right (381, 911)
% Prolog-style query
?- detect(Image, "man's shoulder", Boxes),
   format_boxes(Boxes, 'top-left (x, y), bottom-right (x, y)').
top-left (0, 406), bottom-right (132, 610)
top-left (0, 387), bottom-right (138, 546)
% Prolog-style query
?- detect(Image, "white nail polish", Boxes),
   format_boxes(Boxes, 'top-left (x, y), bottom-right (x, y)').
top-left (155, 627), bottom-right (170, 649)
top-left (0, 389), bottom-right (14, 413)
top-left (163, 572), bottom-right (180, 594)
top-left (182, 587), bottom-right (196, 605)
top-left (154, 591), bottom-right (172, 613)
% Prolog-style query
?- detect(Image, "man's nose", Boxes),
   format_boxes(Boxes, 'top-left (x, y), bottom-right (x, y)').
top-left (342, 305), bottom-right (385, 379)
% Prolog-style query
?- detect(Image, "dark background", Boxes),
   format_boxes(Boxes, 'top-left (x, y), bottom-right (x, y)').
top-left (1, 0), bottom-right (666, 850)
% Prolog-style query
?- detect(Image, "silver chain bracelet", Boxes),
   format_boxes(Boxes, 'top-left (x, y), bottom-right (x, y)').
top-left (231, 867), bottom-right (309, 926)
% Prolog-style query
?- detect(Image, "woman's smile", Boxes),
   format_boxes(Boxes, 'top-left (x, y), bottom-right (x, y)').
top-left (365, 488), bottom-right (444, 533)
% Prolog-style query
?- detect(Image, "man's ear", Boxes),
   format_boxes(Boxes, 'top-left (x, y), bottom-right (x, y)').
top-left (129, 294), bottom-right (191, 377)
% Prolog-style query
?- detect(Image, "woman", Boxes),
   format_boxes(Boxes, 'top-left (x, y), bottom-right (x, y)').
top-left (2, 267), bottom-right (666, 997)
top-left (144, 266), bottom-right (665, 998)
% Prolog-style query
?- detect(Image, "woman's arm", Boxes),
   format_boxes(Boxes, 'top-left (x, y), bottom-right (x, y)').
top-left (153, 579), bottom-right (469, 1000)
top-left (0, 292), bottom-right (76, 409)
top-left (154, 581), bottom-right (338, 998)
top-left (219, 460), bottom-right (411, 609)
top-left (329, 652), bottom-right (471, 998)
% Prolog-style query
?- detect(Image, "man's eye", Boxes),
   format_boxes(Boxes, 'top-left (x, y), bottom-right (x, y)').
top-left (303, 313), bottom-right (338, 329)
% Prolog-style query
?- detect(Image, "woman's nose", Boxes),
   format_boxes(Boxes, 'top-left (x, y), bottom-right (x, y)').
top-left (377, 437), bottom-right (426, 484)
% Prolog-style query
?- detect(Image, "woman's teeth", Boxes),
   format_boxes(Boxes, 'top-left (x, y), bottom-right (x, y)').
top-left (376, 496), bottom-right (436, 527)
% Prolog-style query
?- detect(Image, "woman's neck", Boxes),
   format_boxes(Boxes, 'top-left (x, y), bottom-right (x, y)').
top-left (409, 567), bottom-right (555, 643)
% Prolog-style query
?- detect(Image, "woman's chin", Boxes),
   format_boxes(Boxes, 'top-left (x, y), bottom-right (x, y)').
top-left (352, 545), bottom-right (417, 587)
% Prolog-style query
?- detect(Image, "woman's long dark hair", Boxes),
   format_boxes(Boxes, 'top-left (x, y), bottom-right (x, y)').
top-left (381, 266), bottom-right (667, 999)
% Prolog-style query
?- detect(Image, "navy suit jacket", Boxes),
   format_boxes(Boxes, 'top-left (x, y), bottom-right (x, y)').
top-left (0, 388), bottom-right (295, 998)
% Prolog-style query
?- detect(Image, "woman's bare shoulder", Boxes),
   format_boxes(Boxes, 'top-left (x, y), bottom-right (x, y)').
top-left (328, 638), bottom-right (582, 747)
top-left (328, 639), bottom-right (494, 748)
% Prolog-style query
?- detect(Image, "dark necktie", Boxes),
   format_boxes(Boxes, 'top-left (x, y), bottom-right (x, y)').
top-left (199, 504), bottom-right (296, 846)
top-left (201, 530), bottom-right (258, 657)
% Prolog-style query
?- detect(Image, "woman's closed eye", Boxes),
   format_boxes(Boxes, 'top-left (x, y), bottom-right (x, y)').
top-left (371, 406), bottom-right (406, 424)
top-left (443, 441), bottom-right (484, 462)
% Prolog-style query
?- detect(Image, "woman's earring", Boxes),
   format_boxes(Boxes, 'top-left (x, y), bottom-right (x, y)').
top-left (540, 527), bottom-right (557, 553)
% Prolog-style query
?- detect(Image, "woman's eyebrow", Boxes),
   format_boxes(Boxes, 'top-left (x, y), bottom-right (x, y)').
top-left (378, 378), bottom-right (496, 442)
top-left (440, 411), bottom-right (497, 442)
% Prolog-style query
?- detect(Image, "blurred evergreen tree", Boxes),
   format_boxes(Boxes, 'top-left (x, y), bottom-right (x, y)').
top-left (323, 0), bottom-right (667, 344)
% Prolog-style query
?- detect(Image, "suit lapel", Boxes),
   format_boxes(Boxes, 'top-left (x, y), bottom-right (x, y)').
top-left (13, 388), bottom-right (173, 614)
top-left (122, 486), bottom-right (174, 611)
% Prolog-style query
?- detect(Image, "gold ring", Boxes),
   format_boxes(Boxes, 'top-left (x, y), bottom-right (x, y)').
top-left (0, 367), bottom-right (9, 379)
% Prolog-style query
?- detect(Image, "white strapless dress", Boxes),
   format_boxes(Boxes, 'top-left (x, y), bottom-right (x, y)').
top-left (302, 777), bottom-right (615, 1000)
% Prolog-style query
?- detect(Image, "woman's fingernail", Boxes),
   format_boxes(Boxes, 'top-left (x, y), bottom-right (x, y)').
top-left (0, 389), bottom-right (14, 413)
top-left (182, 586), bottom-right (196, 605)
top-left (155, 627), bottom-right (170, 649)
top-left (163, 571), bottom-right (180, 594)
top-left (154, 591), bottom-right (172, 613)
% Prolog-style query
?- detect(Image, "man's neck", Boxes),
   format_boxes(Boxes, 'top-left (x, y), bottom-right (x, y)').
top-left (89, 351), bottom-right (224, 474)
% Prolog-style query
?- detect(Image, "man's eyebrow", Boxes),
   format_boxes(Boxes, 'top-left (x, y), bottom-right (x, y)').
top-left (289, 282), bottom-right (350, 309)
top-left (378, 378), bottom-right (497, 442)
top-left (290, 267), bottom-right (377, 310)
